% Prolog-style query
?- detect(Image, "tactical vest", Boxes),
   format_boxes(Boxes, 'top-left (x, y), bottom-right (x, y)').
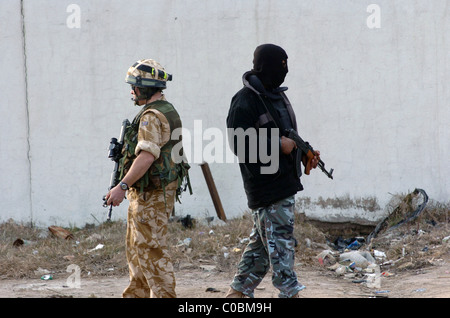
top-left (118, 100), bottom-right (192, 202)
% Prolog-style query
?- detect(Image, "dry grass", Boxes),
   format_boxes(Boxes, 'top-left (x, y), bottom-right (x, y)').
top-left (1, 193), bottom-right (448, 280)
top-left (0, 220), bottom-right (129, 279)
top-left (0, 210), bottom-right (327, 280)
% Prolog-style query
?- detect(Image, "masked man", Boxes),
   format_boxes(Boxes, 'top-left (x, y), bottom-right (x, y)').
top-left (226, 44), bottom-right (319, 298)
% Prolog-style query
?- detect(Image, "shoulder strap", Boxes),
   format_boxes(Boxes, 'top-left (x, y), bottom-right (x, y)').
top-left (280, 91), bottom-right (298, 131)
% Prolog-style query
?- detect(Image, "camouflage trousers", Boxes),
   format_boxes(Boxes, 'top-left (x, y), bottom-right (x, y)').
top-left (122, 181), bottom-right (177, 298)
top-left (230, 196), bottom-right (305, 298)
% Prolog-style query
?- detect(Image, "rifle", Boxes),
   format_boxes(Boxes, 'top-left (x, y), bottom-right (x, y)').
top-left (103, 119), bottom-right (130, 220)
top-left (285, 129), bottom-right (334, 180)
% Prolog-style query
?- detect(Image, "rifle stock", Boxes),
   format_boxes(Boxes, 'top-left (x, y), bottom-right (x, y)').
top-left (285, 129), bottom-right (334, 180)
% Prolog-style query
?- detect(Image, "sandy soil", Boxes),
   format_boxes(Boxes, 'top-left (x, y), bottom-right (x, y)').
top-left (1, 255), bottom-right (449, 299)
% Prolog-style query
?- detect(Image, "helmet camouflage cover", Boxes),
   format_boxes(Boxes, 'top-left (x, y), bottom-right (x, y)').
top-left (125, 59), bottom-right (172, 89)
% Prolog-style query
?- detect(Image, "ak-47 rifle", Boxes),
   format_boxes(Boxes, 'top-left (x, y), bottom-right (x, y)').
top-left (103, 119), bottom-right (130, 220)
top-left (285, 129), bottom-right (334, 180)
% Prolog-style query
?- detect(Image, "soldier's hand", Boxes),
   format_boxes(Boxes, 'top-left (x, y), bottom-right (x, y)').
top-left (105, 185), bottom-right (126, 207)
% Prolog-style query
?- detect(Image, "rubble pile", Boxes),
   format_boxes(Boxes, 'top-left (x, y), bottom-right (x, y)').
top-left (313, 189), bottom-right (450, 289)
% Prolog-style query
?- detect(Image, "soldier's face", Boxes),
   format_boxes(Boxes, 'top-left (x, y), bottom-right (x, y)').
top-left (130, 86), bottom-right (140, 105)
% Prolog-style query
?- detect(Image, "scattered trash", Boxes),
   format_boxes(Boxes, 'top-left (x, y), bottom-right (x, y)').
top-left (331, 237), bottom-right (365, 252)
top-left (88, 244), bottom-right (104, 252)
top-left (334, 264), bottom-right (349, 275)
top-left (41, 274), bottom-right (53, 280)
top-left (317, 249), bottom-right (336, 266)
top-left (182, 238), bottom-right (192, 247)
top-left (352, 279), bottom-right (367, 284)
top-left (442, 236), bottom-right (450, 244)
top-left (239, 238), bottom-right (250, 245)
top-left (13, 238), bottom-right (36, 247)
top-left (48, 226), bottom-right (74, 240)
top-left (363, 263), bottom-right (379, 273)
top-left (221, 246), bottom-right (229, 258)
top-left (374, 290), bottom-right (390, 294)
top-left (373, 250), bottom-right (387, 259)
top-left (205, 287), bottom-right (220, 293)
top-left (176, 238), bottom-right (193, 254)
top-left (413, 288), bottom-right (426, 293)
top-left (346, 240), bottom-right (362, 250)
top-left (34, 267), bottom-right (50, 276)
top-left (339, 251), bottom-right (376, 269)
top-left (179, 215), bottom-right (194, 229)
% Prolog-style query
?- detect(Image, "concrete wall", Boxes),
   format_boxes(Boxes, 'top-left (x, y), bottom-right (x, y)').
top-left (1, 0), bottom-right (449, 227)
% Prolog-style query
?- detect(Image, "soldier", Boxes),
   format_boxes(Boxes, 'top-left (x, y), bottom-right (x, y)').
top-left (105, 59), bottom-right (190, 298)
top-left (226, 44), bottom-right (320, 298)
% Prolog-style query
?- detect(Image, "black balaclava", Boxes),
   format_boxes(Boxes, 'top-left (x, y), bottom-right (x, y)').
top-left (251, 44), bottom-right (288, 90)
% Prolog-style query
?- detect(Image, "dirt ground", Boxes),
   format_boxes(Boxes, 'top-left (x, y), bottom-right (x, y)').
top-left (1, 254), bottom-right (449, 299)
top-left (1, 190), bottom-right (449, 299)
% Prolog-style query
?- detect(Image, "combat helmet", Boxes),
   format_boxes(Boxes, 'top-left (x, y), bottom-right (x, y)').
top-left (126, 59), bottom-right (172, 104)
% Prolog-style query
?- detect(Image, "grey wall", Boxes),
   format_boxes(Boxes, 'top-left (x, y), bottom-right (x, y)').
top-left (1, 0), bottom-right (449, 227)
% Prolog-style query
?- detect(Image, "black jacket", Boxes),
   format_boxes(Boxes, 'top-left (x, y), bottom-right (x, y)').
top-left (226, 72), bottom-right (303, 209)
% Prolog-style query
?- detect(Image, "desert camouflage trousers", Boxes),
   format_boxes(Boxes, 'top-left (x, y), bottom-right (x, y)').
top-left (122, 181), bottom-right (177, 298)
top-left (229, 196), bottom-right (305, 298)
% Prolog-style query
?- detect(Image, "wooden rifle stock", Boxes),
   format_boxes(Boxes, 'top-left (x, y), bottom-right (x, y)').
top-left (286, 129), bottom-right (334, 180)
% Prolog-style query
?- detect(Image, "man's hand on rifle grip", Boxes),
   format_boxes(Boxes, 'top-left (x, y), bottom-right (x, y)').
top-left (281, 136), bottom-right (297, 155)
top-left (105, 186), bottom-right (126, 207)
top-left (302, 150), bottom-right (320, 175)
